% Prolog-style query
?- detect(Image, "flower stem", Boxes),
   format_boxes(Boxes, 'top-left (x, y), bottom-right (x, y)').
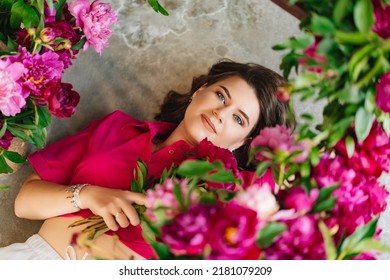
top-left (278, 163), bottom-right (285, 187)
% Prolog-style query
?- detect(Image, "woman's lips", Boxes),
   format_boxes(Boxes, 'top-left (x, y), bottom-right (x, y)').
top-left (201, 114), bottom-right (217, 134)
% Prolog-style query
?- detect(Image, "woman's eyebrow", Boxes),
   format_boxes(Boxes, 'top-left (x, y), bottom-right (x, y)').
top-left (220, 85), bottom-right (250, 125)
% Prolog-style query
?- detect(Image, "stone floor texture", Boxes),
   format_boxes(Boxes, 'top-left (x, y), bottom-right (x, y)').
top-left (0, 0), bottom-right (389, 259)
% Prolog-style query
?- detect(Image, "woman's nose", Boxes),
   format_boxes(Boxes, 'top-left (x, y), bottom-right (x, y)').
top-left (212, 110), bottom-right (222, 123)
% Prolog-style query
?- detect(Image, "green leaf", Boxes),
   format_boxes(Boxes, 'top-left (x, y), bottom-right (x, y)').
top-left (202, 169), bottom-right (236, 183)
top-left (364, 87), bottom-right (376, 113)
top-left (255, 161), bottom-right (271, 177)
top-left (0, 186), bottom-right (10, 190)
top-left (310, 15), bottom-right (336, 35)
top-left (0, 121), bottom-right (7, 138)
top-left (177, 160), bottom-right (214, 177)
top-left (151, 241), bottom-right (172, 259)
top-left (333, 0), bottom-right (352, 25)
top-left (71, 37), bottom-right (86, 51)
top-left (349, 238), bottom-right (390, 256)
top-left (147, 0), bottom-right (169, 16)
top-left (54, 0), bottom-right (66, 21)
top-left (309, 146), bottom-right (320, 166)
top-left (353, 0), bottom-right (374, 34)
top-left (299, 162), bottom-right (311, 178)
top-left (348, 43), bottom-right (376, 82)
top-left (10, 0), bottom-right (24, 29)
top-left (319, 221), bottom-right (337, 260)
top-left (3, 150), bottom-right (26, 164)
top-left (22, 6), bottom-right (40, 29)
top-left (312, 183), bottom-right (339, 212)
top-left (345, 135), bottom-right (355, 158)
top-left (355, 107), bottom-right (375, 143)
top-left (36, 105), bottom-right (52, 127)
top-left (0, 155), bottom-right (13, 174)
top-left (257, 222), bottom-right (287, 248)
top-left (334, 30), bottom-right (369, 45)
top-left (338, 218), bottom-right (379, 259)
top-left (173, 183), bottom-right (184, 208)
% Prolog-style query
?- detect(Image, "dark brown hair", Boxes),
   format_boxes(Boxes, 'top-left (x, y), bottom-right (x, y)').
top-left (155, 59), bottom-right (295, 169)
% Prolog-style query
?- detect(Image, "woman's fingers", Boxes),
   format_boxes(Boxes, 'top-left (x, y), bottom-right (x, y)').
top-left (121, 203), bottom-right (140, 226)
top-left (114, 211), bottom-right (130, 228)
top-left (102, 213), bottom-right (119, 231)
top-left (125, 192), bottom-right (146, 206)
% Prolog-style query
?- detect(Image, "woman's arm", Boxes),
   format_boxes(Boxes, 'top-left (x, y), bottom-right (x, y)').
top-left (15, 172), bottom-right (146, 231)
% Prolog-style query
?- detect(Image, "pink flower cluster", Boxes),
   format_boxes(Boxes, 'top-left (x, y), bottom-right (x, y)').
top-left (145, 178), bottom-right (198, 223)
top-left (69, 0), bottom-right (117, 55)
top-left (0, 0), bottom-right (117, 150)
top-left (251, 124), bottom-right (308, 163)
top-left (158, 201), bottom-right (260, 259)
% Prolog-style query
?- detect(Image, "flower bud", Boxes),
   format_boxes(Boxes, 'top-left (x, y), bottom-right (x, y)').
top-left (27, 28), bottom-right (36, 36)
top-left (40, 28), bottom-right (56, 43)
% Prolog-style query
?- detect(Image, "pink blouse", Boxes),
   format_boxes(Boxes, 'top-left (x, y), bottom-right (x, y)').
top-left (28, 110), bottom-right (274, 259)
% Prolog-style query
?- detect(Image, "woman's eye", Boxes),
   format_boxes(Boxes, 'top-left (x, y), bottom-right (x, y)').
top-left (234, 115), bottom-right (243, 126)
top-left (216, 92), bottom-right (226, 104)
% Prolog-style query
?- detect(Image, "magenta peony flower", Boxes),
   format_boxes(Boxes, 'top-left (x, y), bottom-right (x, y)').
top-left (313, 154), bottom-right (389, 237)
top-left (160, 204), bottom-right (218, 256)
top-left (372, 0), bottom-right (390, 38)
top-left (192, 138), bottom-right (239, 191)
top-left (0, 59), bottom-right (26, 116)
top-left (207, 202), bottom-right (259, 260)
top-left (375, 71), bottom-right (390, 113)
top-left (251, 125), bottom-right (308, 163)
top-left (0, 123), bottom-right (14, 150)
top-left (47, 82), bottom-right (80, 118)
top-left (283, 186), bottom-right (318, 213)
top-left (68, 0), bottom-right (117, 55)
top-left (145, 178), bottom-right (198, 223)
top-left (264, 215), bottom-right (326, 259)
top-left (9, 47), bottom-right (64, 103)
top-left (298, 37), bottom-right (327, 73)
top-left (42, 20), bottom-right (82, 68)
top-left (335, 122), bottom-right (390, 178)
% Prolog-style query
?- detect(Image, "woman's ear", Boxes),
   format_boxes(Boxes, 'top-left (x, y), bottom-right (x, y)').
top-left (192, 83), bottom-right (208, 99)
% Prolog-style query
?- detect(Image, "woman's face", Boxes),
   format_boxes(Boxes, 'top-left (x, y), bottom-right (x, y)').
top-left (177, 75), bottom-right (260, 150)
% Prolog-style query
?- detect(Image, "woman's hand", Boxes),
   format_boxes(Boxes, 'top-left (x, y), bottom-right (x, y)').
top-left (80, 185), bottom-right (146, 231)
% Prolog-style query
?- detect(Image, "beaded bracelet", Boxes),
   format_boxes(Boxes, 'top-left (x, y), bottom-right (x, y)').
top-left (66, 184), bottom-right (90, 209)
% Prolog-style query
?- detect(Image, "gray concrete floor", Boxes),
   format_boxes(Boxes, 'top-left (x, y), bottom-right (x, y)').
top-left (0, 0), bottom-right (389, 259)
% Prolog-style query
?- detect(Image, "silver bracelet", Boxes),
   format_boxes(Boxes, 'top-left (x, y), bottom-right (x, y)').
top-left (66, 184), bottom-right (90, 209)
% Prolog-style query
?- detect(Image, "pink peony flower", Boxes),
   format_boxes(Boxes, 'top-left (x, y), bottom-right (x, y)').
top-left (207, 202), bottom-right (259, 260)
top-left (375, 71), bottom-right (390, 113)
top-left (264, 215), bottom-right (326, 259)
top-left (145, 178), bottom-right (198, 223)
top-left (251, 125), bottom-right (308, 163)
top-left (372, 0), bottom-right (390, 38)
top-left (47, 82), bottom-right (80, 118)
top-left (68, 0), bottom-right (117, 55)
top-left (160, 204), bottom-right (218, 256)
top-left (0, 59), bottom-right (26, 116)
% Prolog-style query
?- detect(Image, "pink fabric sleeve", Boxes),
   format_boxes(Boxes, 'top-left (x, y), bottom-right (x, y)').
top-left (28, 115), bottom-right (107, 185)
